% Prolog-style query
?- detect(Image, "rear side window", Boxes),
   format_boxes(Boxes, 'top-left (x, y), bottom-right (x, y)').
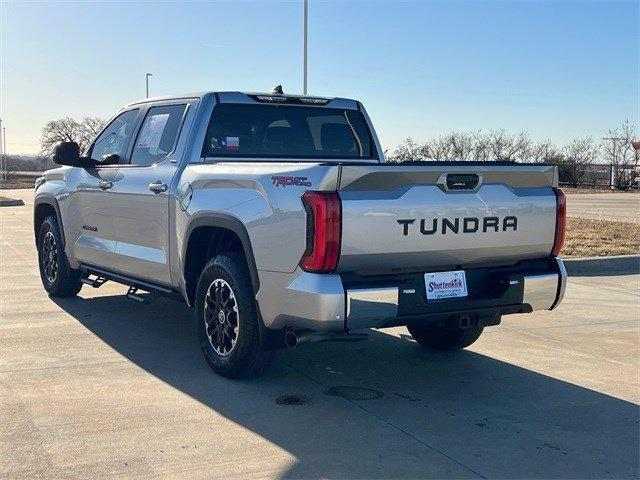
top-left (130, 104), bottom-right (187, 166)
top-left (202, 105), bottom-right (375, 159)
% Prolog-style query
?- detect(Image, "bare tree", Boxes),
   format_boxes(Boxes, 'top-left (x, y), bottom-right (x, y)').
top-left (470, 131), bottom-right (491, 161)
top-left (40, 117), bottom-right (83, 154)
top-left (446, 132), bottom-right (475, 161)
top-left (485, 130), bottom-right (531, 161)
top-left (531, 140), bottom-right (563, 164)
top-left (560, 138), bottom-right (599, 187)
top-left (602, 119), bottom-right (637, 189)
top-left (391, 130), bottom-right (534, 163)
top-left (79, 117), bottom-right (106, 153)
top-left (426, 135), bottom-right (452, 161)
top-left (40, 116), bottom-right (106, 155)
top-left (389, 138), bottom-right (430, 162)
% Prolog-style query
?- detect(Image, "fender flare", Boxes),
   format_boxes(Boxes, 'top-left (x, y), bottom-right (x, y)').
top-left (183, 213), bottom-right (260, 294)
top-left (33, 195), bottom-right (65, 248)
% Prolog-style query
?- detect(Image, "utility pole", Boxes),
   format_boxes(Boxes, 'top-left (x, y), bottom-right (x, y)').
top-left (146, 73), bottom-right (153, 98)
top-left (303, 0), bottom-right (308, 95)
top-left (602, 136), bottom-right (627, 189)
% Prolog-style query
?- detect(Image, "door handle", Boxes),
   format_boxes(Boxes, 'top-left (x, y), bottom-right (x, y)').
top-left (98, 180), bottom-right (113, 190)
top-left (148, 181), bottom-right (167, 193)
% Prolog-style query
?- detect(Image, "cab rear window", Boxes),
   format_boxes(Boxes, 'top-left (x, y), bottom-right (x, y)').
top-left (201, 104), bottom-right (376, 159)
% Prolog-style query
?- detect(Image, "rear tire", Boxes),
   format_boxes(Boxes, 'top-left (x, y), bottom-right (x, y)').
top-left (37, 215), bottom-right (82, 297)
top-left (407, 325), bottom-right (484, 351)
top-left (194, 253), bottom-right (275, 379)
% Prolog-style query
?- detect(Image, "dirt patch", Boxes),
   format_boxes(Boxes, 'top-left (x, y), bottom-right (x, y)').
top-left (563, 217), bottom-right (640, 257)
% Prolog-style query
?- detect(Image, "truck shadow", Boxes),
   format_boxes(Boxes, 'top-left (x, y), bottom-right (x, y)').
top-left (53, 294), bottom-right (639, 479)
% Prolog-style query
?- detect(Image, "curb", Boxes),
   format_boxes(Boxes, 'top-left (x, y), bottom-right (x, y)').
top-left (564, 255), bottom-right (640, 276)
top-left (0, 198), bottom-right (25, 207)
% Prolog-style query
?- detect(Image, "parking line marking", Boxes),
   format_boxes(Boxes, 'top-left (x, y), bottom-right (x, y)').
top-left (0, 237), bottom-right (39, 277)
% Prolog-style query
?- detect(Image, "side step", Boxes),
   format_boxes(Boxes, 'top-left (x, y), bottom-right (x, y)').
top-left (126, 286), bottom-right (150, 304)
top-left (80, 275), bottom-right (108, 288)
top-left (79, 264), bottom-right (184, 304)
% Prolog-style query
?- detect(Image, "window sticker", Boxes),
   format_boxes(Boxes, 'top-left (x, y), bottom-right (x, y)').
top-left (219, 136), bottom-right (240, 151)
top-left (137, 114), bottom-right (170, 149)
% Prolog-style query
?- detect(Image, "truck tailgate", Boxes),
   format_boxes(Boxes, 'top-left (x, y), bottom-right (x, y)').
top-left (337, 163), bottom-right (558, 272)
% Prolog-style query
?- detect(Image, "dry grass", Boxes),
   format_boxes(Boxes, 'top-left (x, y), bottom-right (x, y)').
top-left (563, 217), bottom-right (640, 257)
top-left (0, 174), bottom-right (36, 189)
top-left (563, 187), bottom-right (639, 195)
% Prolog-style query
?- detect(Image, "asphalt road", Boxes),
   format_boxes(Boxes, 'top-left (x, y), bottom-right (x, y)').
top-left (1, 189), bottom-right (639, 479)
top-left (567, 192), bottom-right (639, 223)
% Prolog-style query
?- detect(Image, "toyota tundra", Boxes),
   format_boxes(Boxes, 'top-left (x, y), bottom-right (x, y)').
top-left (33, 89), bottom-right (567, 378)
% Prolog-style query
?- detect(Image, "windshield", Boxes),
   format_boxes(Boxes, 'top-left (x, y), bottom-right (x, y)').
top-left (202, 104), bottom-right (376, 160)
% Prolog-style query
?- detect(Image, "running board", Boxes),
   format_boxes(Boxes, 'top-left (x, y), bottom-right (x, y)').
top-left (79, 264), bottom-right (184, 304)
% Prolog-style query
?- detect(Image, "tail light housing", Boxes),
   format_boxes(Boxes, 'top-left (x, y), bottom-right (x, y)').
top-left (551, 187), bottom-right (566, 256)
top-left (300, 191), bottom-right (341, 273)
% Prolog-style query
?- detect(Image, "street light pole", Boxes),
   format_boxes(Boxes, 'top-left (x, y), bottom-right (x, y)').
top-left (146, 73), bottom-right (153, 98)
top-left (1, 125), bottom-right (5, 182)
top-left (0, 118), bottom-right (3, 181)
top-left (303, 0), bottom-right (308, 95)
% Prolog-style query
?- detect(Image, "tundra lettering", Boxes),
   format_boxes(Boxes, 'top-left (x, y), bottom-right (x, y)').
top-left (399, 216), bottom-right (519, 235)
top-left (35, 89), bottom-right (566, 379)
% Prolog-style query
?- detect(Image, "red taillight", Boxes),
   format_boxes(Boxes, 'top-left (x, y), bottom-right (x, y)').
top-left (552, 187), bottom-right (566, 256)
top-left (300, 191), bottom-right (341, 273)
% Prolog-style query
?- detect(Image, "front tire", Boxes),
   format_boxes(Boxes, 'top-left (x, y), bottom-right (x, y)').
top-left (195, 253), bottom-right (275, 379)
top-left (407, 325), bottom-right (484, 351)
top-left (37, 215), bottom-right (82, 297)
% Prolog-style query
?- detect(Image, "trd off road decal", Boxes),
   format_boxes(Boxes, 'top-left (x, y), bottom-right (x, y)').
top-left (271, 176), bottom-right (312, 187)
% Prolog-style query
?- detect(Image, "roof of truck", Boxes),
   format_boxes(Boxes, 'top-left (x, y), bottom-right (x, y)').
top-left (126, 91), bottom-right (341, 108)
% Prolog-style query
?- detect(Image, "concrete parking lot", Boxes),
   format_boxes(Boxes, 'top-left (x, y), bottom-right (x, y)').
top-left (567, 192), bottom-right (640, 223)
top-left (1, 189), bottom-right (639, 479)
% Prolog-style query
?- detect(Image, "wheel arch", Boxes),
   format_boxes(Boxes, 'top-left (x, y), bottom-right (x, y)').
top-left (183, 213), bottom-right (260, 305)
top-left (34, 196), bottom-right (64, 248)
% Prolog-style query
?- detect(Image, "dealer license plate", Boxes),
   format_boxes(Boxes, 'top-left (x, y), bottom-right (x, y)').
top-left (424, 270), bottom-right (468, 300)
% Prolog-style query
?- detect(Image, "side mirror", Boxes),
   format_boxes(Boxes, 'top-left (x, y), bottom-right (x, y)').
top-left (52, 141), bottom-right (81, 166)
top-left (52, 141), bottom-right (96, 168)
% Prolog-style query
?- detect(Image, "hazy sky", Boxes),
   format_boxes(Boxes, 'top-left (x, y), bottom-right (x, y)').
top-left (1, 0), bottom-right (638, 155)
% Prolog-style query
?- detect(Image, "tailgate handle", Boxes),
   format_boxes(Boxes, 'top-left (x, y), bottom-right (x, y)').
top-left (445, 173), bottom-right (480, 191)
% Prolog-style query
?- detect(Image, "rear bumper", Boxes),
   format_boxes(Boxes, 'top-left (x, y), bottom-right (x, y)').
top-left (522, 258), bottom-right (567, 311)
top-left (346, 258), bottom-right (567, 331)
top-left (257, 258), bottom-right (567, 333)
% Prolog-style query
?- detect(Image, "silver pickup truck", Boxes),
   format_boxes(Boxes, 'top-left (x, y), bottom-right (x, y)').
top-left (34, 90), bottom-right (567, 378)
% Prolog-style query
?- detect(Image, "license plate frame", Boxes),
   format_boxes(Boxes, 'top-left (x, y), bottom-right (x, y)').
top-left (424, 270), bottom-right (468, 300)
